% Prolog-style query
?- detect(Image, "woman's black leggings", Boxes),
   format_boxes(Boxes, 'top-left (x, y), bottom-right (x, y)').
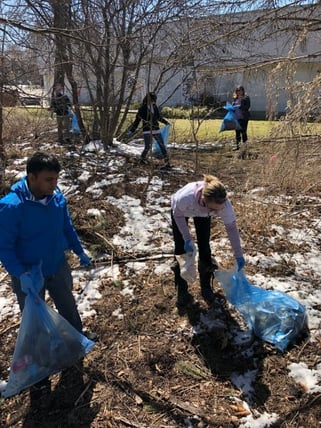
top-left (236, 119), bottom-right (249, 143)
top-left (171, 211), bottom-right (213, 288)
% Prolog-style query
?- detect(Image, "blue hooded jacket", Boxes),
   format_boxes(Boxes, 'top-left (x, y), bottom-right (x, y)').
top-left (0, 176), bottom-right (84, 278)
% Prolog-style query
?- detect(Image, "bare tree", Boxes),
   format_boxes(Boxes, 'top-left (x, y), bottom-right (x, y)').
top-left (67, 0), bottom-right (205, 147)
top-left (0, 0), bottom-right (320, 152)
top-left (0, 24), bottom-right (6, 182)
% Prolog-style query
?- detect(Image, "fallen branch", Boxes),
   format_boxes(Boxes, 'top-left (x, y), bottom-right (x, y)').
top-left (93, 231), bottom-right (117, 252)
top-left (93, 253), bottom-right (174, 266)
top-left (107, 371), bottom-right (218, 425)
top-left (113, 415), bottom-right (147, 428)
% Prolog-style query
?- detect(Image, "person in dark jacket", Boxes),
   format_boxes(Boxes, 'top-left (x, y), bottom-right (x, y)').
top-left (0, 152), bottom-right (91, 332)
top-left (232, 86), bottom-right (251, 151)
top-left (128, 92), bottom-right (171, 168)
top-left (50, 84), bottom-right (72, 144)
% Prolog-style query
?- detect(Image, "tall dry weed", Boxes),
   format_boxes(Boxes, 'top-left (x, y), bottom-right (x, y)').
top-left (3, 107), bottom-right (51, 148)
top-left (249, 136), bottom-right (321, 196)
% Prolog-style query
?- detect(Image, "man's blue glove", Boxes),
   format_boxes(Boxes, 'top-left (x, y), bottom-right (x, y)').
top-left (79, 252), bottom-right (92, 267)
top-left (20, 273), bottom-right (33, 294)
top-left (236, 256), bottom-right (245, 271)
top-left (184, 239), bottom-right (195, 253)
top-left (20, 263), bottom-right (44, 294)
top-left (127, 130), bottom-right (133, 138)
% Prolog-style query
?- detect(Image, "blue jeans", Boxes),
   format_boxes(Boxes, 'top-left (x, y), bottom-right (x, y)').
top-left (11, 258), bottom-right (83, 332)
top-left (141, 132), bottom-right (168, 160)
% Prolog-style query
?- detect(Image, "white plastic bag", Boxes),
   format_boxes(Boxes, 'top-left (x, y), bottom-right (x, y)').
top-left (176, 251), bottom-right (196, 283)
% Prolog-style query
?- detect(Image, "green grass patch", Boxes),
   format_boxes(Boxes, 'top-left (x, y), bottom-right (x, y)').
top-left (125, 112), bottom-right (321, 144)
top-left (168, 119), bottom-right (321, 143)
top-left (169, 118), bottom-right (276, 143)
top-left (8, 107), bottom-right (321, 145)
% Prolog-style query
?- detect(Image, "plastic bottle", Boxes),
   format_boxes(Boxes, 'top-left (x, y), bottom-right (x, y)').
top-left (12, 355), bottom-right (33, 373)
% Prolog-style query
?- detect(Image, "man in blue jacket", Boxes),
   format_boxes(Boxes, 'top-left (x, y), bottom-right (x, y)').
top-left (0, 152), bottom-right (91, 333)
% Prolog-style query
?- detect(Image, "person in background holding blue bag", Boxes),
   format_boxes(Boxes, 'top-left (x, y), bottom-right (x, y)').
top-left (232, 85), bottom-right (251, 151)
top-left (127, 92), bottom-right (172, 169)
top-left (49, 83), bottom-right (72, 144)
top-left (0, 152), bottom-right (91, 394)
top-left (171, 175), bottom-right (245, 306)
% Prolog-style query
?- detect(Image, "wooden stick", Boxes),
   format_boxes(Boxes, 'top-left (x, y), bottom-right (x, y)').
top-left (74, 379), bottom-right (93, 407)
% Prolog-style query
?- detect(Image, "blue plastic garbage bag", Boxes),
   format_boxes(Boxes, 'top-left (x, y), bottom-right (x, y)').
top-left (215, 269), bottom-right (308, 352)
top-left (153, 124), bottom-right (170, 158)
top-left (2, 290), bottom-right (94, 398)
top-left (71, 112), bottom-right (81, 135)
top-left (219, 102), bottom-right (242, 132)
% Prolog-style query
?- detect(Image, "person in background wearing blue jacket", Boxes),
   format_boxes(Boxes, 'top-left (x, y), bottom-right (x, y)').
top-left (171, 174), bottom-right (245, 307)
top-left (0, 152), bottom-right (91, 330)
top-left (128, 92), bottom-right (171, 169)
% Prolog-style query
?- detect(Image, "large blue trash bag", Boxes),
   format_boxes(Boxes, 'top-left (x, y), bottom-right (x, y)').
top-left (152, 124), bottom-right (170, 158)
top-left (2, 290), bottom-right (94, 398)
top-left (215, 269), bottom-right (308, 352)
top-left (71, 112), bottom-right (81, 135)
top-left (219, 102), bottom-right (242, 132)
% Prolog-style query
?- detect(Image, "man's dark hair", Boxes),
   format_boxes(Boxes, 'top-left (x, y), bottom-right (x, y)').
top-left (26, 152), bottom-right (61, 175)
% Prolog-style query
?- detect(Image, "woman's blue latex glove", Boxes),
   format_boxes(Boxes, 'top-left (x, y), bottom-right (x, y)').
top-left (184, 239), bottom-right (195, 253)
top-left (236, 256), bottom-right (245, 271)
top-left (79, 252), bottom-right (92, 267)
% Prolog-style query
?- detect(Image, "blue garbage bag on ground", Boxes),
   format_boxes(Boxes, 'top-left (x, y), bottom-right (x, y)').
top-left (153, 124), bottom-right (170, 158)
top-left (71, 112), bottom-right (81, 135)
top-left (2, 290), bottom-right (94, 398)
top-left (215, 269), bottom-right (308, 352)
top-left (219, 102), bottom-right (242, 132)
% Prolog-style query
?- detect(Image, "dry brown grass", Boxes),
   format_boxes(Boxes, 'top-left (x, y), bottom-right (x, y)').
top-left (1, 116), bottom-right (321, 427)
top-left (249, 135), bottom-right (321, 195)
top-left (3, 107), bottom-right (51, 145)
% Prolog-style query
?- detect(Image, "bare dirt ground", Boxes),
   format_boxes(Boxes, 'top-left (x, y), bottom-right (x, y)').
top-left (0, 133), bottom-right (321, 428)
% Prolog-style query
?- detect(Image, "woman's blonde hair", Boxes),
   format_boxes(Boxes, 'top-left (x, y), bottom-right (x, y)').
top-left (202, 175), bottom-right (227, 203)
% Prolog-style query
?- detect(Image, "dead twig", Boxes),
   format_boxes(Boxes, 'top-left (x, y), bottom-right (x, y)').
top-left (296, 336), bottom-right (310, 359)
top-left (74, 379), bottom-right (94, 407)
top-left (113, 415), bottom-right (147, 428)
top-left (0, 321), bottom-right (20, 336)
top-left (93, 231), bottom-right (117, 252)
top-left (0, 272), bottom-right (8, 282)
top-left (107, 371), bottom-right (217, 425)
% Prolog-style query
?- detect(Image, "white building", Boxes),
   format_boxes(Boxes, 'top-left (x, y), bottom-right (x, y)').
top-left (41, 6), bottom-right (321, 118)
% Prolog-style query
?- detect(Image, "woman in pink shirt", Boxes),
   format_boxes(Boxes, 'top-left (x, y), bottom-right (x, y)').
top-left (171, 175), bottom-right (245, 306)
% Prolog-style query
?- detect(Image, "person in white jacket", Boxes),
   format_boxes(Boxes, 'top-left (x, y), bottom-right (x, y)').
top-left (171, 174), bottom-right (245, 306)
